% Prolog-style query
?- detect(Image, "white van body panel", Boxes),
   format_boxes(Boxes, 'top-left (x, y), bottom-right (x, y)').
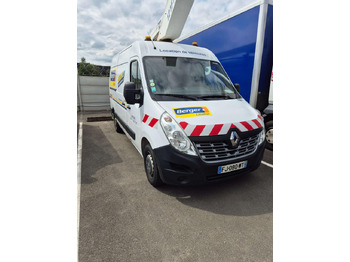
top-left (138, 41), bottom-right (218, 60)
top-left (137, 93), bottom-right (169, 151)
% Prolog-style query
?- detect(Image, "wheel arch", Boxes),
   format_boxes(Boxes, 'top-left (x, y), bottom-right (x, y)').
top-left (141, 137), bottom-right (150, 157)
top-left (263, 113), bottom-right (273, 124)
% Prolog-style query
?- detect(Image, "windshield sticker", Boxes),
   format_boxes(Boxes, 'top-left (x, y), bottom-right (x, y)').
top-left (118, 71), bottom-right (125, 87)
top-left (150, 80), bottom-right (156, 91)
top-left (110, 68), bottom-right (117, 87)
top-left (173, 106), bottom-right (212, 118)
top-left (205, 66), bottom-right (211, 75)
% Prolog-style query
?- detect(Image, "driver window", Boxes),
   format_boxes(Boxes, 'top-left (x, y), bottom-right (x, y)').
top-left (130, 60), bottom-right (142, 90)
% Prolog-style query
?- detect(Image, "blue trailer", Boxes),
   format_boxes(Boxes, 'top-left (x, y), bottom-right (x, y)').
top-left (177, 0), bottom-right (273, 113)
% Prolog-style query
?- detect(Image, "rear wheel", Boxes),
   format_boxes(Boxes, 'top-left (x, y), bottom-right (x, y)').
top-left (143, 144), bottom-right (163, 187)
top-left (265, 120), bottom-right (273, 151)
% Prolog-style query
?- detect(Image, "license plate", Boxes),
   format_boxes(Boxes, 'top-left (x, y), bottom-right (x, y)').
top-left (218, 161), bottom-right (248, 174)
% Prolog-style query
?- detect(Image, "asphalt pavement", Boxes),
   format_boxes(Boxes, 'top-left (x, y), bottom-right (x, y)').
top-left (78, 114), bottom-right (273, 262)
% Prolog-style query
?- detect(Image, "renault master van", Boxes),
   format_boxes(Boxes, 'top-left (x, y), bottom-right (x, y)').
top-left (109, 39), bottom-right (265, 186)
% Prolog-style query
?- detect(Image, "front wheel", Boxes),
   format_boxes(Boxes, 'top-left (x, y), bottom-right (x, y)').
top-left (265, 120), bottom-right (273, 151)
top-left (143, 144), bottom-right (163, 187)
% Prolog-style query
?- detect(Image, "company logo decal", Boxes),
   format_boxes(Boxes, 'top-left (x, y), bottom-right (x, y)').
top-left (230, 131), bottom-right (240, 147)
top-left (173, 106), bottom-right (212, 118)
top-left (110, 68), bottom-right (117, 87)
top-left (118, 71), bottom-right (125, 87)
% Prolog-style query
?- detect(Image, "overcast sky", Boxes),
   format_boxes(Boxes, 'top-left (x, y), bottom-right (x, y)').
top-left (77, 0), bottom-right (256, 66)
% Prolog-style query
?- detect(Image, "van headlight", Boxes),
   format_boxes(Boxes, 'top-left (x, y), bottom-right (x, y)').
top-left (160, 112), bottom-right (197, 156)
top-left (258, 128), bottom-right (265, 145)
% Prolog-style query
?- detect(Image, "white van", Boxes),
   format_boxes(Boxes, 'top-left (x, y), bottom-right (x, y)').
top-left (109, 39), bottom-right (265, 186)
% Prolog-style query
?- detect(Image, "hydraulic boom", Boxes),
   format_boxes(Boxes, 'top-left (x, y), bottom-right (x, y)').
top-left (149, 0), bottom-right (194, 41)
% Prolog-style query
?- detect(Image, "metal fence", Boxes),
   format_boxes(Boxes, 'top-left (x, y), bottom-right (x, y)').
top-left (77, 76), bottom-right (110, 111)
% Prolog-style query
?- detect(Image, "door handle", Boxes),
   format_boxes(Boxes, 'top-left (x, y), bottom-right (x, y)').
top-left (127, 105), bottom-right (131, 109)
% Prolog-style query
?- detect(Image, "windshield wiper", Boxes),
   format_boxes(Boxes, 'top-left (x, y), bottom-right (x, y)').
top-left (155, 94), bottom-right (198, 100)
top-left (197, 95), bottom-right (233, 100)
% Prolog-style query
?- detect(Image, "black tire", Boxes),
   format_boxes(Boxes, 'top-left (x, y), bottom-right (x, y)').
top-left (143, 144), bottom-right (163, 187)
top-left (265, 120), bottom-right (273, 151)
top-left (113, 114), bottom-right (124, 134)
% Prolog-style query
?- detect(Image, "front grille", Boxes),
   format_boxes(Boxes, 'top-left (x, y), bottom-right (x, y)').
top-left (194, 134), bottom-right (259, 162)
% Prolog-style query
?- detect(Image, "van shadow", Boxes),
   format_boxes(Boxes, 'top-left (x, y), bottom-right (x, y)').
top-left (157, 165), bottom-right (273, 216)
top-left (81, 124), bottom-right (123, 184)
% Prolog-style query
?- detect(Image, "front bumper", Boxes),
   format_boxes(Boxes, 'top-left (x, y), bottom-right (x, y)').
top-left (153, 136), bottom-right (265, 185)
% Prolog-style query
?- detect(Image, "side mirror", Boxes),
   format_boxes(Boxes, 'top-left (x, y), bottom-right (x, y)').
top-left (124, 82), bottom-right (142, 105)
top-left (234, 83), bottom-right (240, 93)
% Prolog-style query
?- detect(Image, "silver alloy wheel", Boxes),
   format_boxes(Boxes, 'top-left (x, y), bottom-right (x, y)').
top-left (266, 128), bottom-right (273, 144)
top-left (145, 154), bottom-right (154, 178)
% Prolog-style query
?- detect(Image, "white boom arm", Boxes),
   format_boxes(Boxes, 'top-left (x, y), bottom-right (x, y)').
top-left (150, 0), bottom-right (194, 41)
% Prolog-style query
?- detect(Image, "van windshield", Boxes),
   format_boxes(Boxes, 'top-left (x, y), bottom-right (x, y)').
top-left (143, 56), bottom-right (241, 101)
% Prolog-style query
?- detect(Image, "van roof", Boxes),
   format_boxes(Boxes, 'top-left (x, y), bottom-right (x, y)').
top-left (112, 41), bottom-right (218, 66)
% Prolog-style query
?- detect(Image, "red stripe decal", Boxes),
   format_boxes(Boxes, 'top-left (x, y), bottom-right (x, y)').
top-left (149, 118), bottom-right (158, 127)
top-left (179, 122), bottom-right (188, 130)
top-left (142, 114), bottom-right (149, 123)
top-left (241, 121), bottom-right (254, 131)
top-left (190, 125), bottom-right (206, 136)
top-left (258, 115), bottom-right (262, 120)
top-left (230, 124), bottom-right (237, 129)
top-left (252, 119), bottom-right (262, 128)
top-left (209, 124), bottom-right (223, 136)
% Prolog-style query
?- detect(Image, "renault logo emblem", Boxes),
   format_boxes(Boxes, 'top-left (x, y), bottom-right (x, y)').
top-left (230, 131), bottom-right (240, 147)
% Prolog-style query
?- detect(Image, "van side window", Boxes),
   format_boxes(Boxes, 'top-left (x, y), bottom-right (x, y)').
top-left (130, 60), bottom-right (142, 90)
